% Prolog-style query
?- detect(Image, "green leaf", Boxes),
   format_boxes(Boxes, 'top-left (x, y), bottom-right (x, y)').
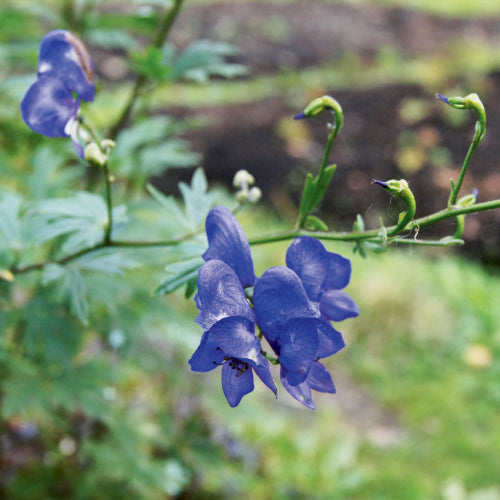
top-left (298, 173), bottom-right (315, 224)
top-left (114, 117), bottom-right (200, 178)
top-left (114, 116), bottom-right (174, 159)
top-left (0, 192), bottom-right (23, 251)
top-left (42, 264), bottom-right (89, 324)
top-left (304, 215), bottom-right (328, 231)
top-left (179, 167), bottom-right (215, 230)
top-left (28, 146), bottom-right (79, 199)
top-left (87, 29), bottom-right (139, 51)
top-left (22, 296), bottom-right (81, 364)
top-left (31, 192), bottom-right (128, 253)
top-left (298, 165), bottom-right (337, 225)
top-left (184, 276), bottom-right (197, 299)
top-left (2, 357), bottom-right (110, 419)
top-left (139, 139), bottom-right (201, 173)
top-left (148, 168), bottom-right (214, 231)
top-left (75, 249), bottom-right (140, 275)
top-left (364, 241), bottom-right (388, 254)
top-left (131, 45), bottom-right (171, 82)
top-left (353, 213), bottom-right (365, 232)
top-left (170, 40), bottom-right (247, 83)
top-left (155, 259), bottom-right (202, 295)
top-left (309, 164), bottom-right (337, 210)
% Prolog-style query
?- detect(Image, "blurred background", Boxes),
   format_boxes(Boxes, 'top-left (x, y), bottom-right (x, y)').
top-left (0, 0), bottom-right (499, 498)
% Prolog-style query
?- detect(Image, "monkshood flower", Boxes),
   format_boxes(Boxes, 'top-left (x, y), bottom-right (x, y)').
top-left (286, 236), bottom-right (360, 323)
top-left (189, 259), bottom-right (277, 407)
top-left (254, 238), bottom-right (358, 409)
top-left (20, 30), bottom-right (95, 158)
top-left (254, 266), bottom-right (344, 409)
top-left (202, 206), bottom-right (256, 288)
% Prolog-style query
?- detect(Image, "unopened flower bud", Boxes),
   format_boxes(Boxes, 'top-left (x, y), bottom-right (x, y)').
top-left (437, 92), bottom-right (486, 143)
top-left (247, 186), bottom-right (262, 203)
top-left (457, 189), bottom-right (478, 208)
top-left (235, 190), bottom-right (248, 203)
top-left (372, 178), bottom-right (410, 195)
top-left (373, 178), bottom-right (416, 236)
top-left (294, 95), bottom-right (343, 122)
top-left (233, 170), bottom-right (255, 188)
top-left (101, 139), bottom-right (116, 152)
top-left (84, 142), bottom-right (108, 167)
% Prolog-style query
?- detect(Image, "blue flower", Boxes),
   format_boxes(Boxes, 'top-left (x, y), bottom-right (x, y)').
top-left (202, 206), bottom-right (256, 288)
top-left (189, 259), bottom-right (276, 407)
top-left (286, 236), bottom-right (359, 323)
top-left (254, 266), bottom-right (343, 409)
top-left (20, 30), bottom-right (95, 158)
top-left (254, 238), bottom-right (359, 409)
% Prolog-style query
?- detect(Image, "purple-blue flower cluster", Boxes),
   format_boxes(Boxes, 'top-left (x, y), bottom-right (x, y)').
top-left (189, 207), bottom-right (359, 409)
top-left (20, 30), bottom-right (95, 158)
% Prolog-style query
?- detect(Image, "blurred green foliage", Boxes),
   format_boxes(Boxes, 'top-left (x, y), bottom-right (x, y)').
top-left (0, 1), bottom-right (499, 499)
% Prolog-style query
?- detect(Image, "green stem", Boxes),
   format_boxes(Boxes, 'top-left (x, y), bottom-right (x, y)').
top-left (103, 162), bottom-right (113, 244)
top-left (9, 232), bottom-right (203, 276)
top-left (261, 350), bottom-right (279, 365)
top-left (108, 0), bottom-right (185, 140)
top-left (249, 198), bottom-right (500, 246)
top-left (9, 198), bottom-right (500, 276)
top-left (448, 138), bottom-right (479, 206)
top-left (319, 128), bottom-right (336, 180)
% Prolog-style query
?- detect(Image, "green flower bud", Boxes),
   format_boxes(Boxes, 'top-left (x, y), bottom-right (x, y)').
top-left (437, 92), bottom-right (486, 144)
top-left (294, 95), bottom-right (343, 134)
top-left (373, 178), bottom-right (416, 236)
top-left (84, 143), bottom-right (108, 167)
top-left (372, 178), bottom-right (410, 195)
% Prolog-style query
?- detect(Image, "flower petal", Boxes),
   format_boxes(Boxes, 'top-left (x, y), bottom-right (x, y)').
top-left (286, 236), bottom-right (352, 299)
top-left (188, 331), bottom-right (225, 372)
top-left (202, 206), bottom-right (256, 288)
top-left (286, 236), bottom-right (329, 301)
top-left (20, 74), bottom-right (79, 138)
top-left (324, 252), bottom-right (352, 291)
top-left (38, 30), bottom-right (95, 102)
top-left (253, 266), bottom-right (319, 347)
top-left (278, 318), bottom-right (319, 386)
top-left (209, 316), bottom-right (260, 363)
top-left (65, 116), bottom-right (85, 159)
top-left (253, 355), bottom-right (278, 397)
top-left (307, 361), bottom-right (336, 393)
top-left (195, 260), bottom-right (254, 331)
top-left (315, 320), bottom-right (345, 358)
top-left (320, 290), bottom-right (360, 321)
top-left (280, 368), bottom-right (315, 410)
top-left (221, 361), bottom-right (254, 407)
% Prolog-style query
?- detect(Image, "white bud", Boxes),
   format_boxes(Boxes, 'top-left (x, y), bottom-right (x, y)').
top-left (235, 190), bottom-right (248, 203)
top-left (247, 186), bottom-right (262, 203)
top-left (233, 170), bottom-right (255, 188)
top-left (84, 143), bottom-right (108, 167)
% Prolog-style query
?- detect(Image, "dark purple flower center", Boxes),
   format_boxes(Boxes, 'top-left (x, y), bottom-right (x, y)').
top-left (227, 357), bottom-right (249, 377)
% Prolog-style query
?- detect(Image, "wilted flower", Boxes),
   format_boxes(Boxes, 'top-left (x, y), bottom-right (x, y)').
top-left (20, 30), bottom-right (95, 158)
top-left (189, 260), bottom-right (276, 407)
